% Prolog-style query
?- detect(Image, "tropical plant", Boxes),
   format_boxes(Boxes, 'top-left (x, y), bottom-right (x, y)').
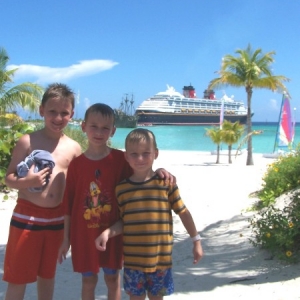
top-left (205, 126), bottom-right (222, 163)
top-left (249, 190), bottom-right (300, 263)
top-left (236, 129), bottom-right (264, 154)
top-left (0, 122), bottom-right (35, 192)
top-left (64, 125), bottom-right (88, 152)
top-left (257, 147), bottom-right (300, 207)
top-left (248, 146), bottom-right (300, 263)
top-left (221, 120), bottom-right (244, 163)
top-left (0, 47), bottom-right (44, 115)
top-left (0, 113), bottom-right (23, 126)
top-left (208, 44), bottom-right (289, 165)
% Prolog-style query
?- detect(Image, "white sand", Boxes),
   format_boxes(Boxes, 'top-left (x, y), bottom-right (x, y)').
top-left (1, 151), bottom-right (300, 300)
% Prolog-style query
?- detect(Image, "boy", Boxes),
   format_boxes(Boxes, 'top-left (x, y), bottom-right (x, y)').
top-left (58, 104), bottom-right (175, 300)
top-left (95, 128), bottom-right (203, 300)
top-left (3, 83), bottom-right (82, 300)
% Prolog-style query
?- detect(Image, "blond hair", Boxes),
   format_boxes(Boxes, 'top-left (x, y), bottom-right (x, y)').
top-left (125, 128), bottom-right (157, 150)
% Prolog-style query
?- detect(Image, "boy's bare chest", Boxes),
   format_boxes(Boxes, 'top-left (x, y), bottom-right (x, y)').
top-left (30, 140), bottom-right (74, 172)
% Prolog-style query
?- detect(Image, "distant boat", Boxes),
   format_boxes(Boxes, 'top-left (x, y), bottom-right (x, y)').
top-left (263, 93), bottom-right (295, 158)
top-left (136, 85), bottom-right (253, 126)
top-left (114, 94), bottom-right (137, 128)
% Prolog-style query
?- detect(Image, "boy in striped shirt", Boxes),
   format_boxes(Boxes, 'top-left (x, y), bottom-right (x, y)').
top-left (95, 128), bottom-right (203, 299)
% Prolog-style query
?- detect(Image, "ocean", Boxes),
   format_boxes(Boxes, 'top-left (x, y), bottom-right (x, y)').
top-left (110, 122), bottom-right (300, 154)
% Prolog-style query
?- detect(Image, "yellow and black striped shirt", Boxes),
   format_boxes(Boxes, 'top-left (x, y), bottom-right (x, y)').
top-left (116, 174), bottom-right (186, 272)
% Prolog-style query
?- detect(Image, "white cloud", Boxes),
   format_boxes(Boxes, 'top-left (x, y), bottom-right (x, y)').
top-left (7, 59), bottom-right (119, 83)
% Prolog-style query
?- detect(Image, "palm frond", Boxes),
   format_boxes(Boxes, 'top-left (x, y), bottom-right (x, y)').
top-left (0, 47), bottom-right (44, 114)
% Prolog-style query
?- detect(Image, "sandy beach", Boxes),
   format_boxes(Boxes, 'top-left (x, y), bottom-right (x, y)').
top-left (1, 151), bottom-right (300, 299)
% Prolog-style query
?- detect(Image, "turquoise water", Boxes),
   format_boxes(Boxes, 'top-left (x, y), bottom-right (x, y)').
top-left (110, 123), bottom-right (300, 154)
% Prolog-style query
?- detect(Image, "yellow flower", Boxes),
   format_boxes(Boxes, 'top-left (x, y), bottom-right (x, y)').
top-left (265, 233), bottom-right (271, 238)
top-left (286, 251), bottom-right (292, 257)
top-left (289, 222), bottom-right (294, 228)
top-left (273, 167), bottom-right (279, 172)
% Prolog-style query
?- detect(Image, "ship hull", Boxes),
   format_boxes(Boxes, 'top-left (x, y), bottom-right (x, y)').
top-left (137, 112), bottom-right (248, 126)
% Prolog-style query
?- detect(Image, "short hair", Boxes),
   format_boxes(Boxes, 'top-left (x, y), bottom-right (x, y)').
top-left (41, 83), bottom-right (75, 108)
top-left (84, 103), bottom-right (115, 122)
top-left (125, 128), bottom-right (157, 150)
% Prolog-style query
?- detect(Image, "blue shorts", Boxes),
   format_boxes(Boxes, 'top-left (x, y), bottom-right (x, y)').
top-left (82, 268), bottom-right (118, 277)
top-left (123, 268), bottom-right (174, 297)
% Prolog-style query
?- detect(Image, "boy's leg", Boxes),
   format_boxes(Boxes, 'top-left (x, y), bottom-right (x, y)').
top-left (129, 295), bottom-right (146, 300)
top-left (129, 296), bottom-right (163, 300)
top-left (124, 268), bottom-right (173, 300)
top-left (82, 273), bottom-right (98, 300)
top-left (37, 277), bottom-right (55, 300)
top-left (104, 271), bottom-right (121, 300)
top-left (4, 283), bottom-right (26, 300)
top-left (147, 294), bottom-right (163, 300)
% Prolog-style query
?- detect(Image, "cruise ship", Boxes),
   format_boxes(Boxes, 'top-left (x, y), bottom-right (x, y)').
top-left (136, 85), bottom-right (251, 126)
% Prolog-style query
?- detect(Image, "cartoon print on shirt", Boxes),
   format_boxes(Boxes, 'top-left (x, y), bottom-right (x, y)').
top-left (83, 169), bottom-right (112, 226)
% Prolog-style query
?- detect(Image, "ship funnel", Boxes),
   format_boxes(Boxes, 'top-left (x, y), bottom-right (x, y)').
top-left (203, 89), bottom-right (215, 99)
top-left (183, 85), bottom-right (196, 98)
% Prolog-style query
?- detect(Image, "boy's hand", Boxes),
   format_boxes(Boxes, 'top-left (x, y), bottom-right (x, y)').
top-left (57, 239), bottom-right (70, 264)
top-left (27, 164), bottom-right (51, 187)
top-left (155, 168), bottom-right (176, 185)
top-left (95, 231), bottom-right (109, 251)
top-left (193, 241), bottom-right (204, 264)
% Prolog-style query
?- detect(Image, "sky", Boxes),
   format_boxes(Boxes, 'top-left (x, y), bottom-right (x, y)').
top-left (1, 0), bottom-right (300, 122)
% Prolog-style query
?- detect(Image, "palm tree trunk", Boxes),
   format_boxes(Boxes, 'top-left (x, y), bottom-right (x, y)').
top-left (246, 87), bottom-right (254, 165)
top-left (228, 145), bottom-right (232, 164)
top-left (216, 144), bottom-right (220, 163)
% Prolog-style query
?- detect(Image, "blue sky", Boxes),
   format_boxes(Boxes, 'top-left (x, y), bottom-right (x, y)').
top-left (1, 0), bottom-right (300, 122)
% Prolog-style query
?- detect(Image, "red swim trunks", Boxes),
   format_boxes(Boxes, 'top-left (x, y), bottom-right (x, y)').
top-left (3, 198), bottom-right (64, 284)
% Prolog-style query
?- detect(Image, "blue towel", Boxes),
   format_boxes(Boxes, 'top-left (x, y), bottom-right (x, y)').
top-left (17, 149), bottom-right (55, 193)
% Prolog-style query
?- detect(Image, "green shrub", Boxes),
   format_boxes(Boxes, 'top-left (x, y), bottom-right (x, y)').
top-left (257, 147), bottom-right (300, 207)
top-left (249, 190), bottom-right (300, 263)
top-left (0, 113), bottom-right (23, 126)
top-left (0, 123), bottom-right (35, 190)
top-left (64, 125), bottom-right (88, 151)
top-left (249, 146), bottom-right (300, 263)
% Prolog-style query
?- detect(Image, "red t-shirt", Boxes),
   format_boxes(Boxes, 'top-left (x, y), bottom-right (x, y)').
top-left (63, 149), bottom-right (132, 273)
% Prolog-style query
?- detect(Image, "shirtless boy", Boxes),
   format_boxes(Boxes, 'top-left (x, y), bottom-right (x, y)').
top-left (2, 83), bottom-right (81, 300)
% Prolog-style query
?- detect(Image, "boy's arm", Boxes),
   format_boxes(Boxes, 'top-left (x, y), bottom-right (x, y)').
top-left (57, 215), bottom-right (71, 264)
top-left (5, 134), bottom-right (50, 190)
top-left (95, 219), bottom-right (123, 251)
top-left (179, 209), bottom-right (204, 264)
top-left (58, 215), bottom-right (71, 264)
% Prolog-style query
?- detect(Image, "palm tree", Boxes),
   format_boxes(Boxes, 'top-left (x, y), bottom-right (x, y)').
top-left (208, 44), bottom-right (289, 165)
top-left (221, 120), bottom-right (244, 164)
top-left (0, 47), bottom-right (44, 115)
top-left (205, 126), bottom-right (222, 163)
